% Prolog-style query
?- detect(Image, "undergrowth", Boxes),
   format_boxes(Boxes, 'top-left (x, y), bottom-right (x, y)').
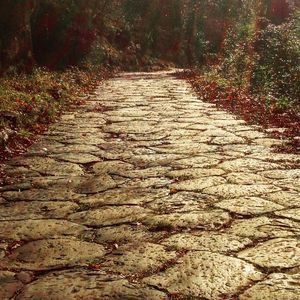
top-left (0, 67), bottom-right (112, 160)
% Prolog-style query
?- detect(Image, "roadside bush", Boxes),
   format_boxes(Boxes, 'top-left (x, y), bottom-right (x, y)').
top-left (0, 67), bottom-right (110, 154)
top-left (203, 10), bottom-right (300, 112)
top-left (218, 22), bottom-right (257, 90)
top-left (252, 18), bottom-right (300, 108)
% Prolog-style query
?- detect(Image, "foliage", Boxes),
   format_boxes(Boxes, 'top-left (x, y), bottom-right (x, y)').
top-left (200, 1), bottom-right (300, 113)
top-left (252, 19), bottom-right (300, 107)
top-left (0, 66), bottom-right (111, 155)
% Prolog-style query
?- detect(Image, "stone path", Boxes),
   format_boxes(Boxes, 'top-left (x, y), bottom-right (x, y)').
top-left (1, 70), bottom-right (300, 299)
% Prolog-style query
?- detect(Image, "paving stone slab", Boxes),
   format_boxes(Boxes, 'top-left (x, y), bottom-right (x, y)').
top-left (60, 113), bottom-right (76, 121)
top-left (124, 166), bottom-right (171, 178)
top-left (225, 172), bottom-right (269, 185)
top-left (44, 132), bottom-right (82, 141)
top-left (2, 189), bottom-right (81, 202)
top-left (127, 154), bottom-right (185, 168)
top-left (103, 242), bottom-right (177, 274)
top-left (144, 210), bottom-right (230, 230)
top-left (239, 273), bottom-right (300, 300)
top-left (162, 232), bottom-right (252, 253)
top-left (0, 182), bottom-right (32, 193)
top-left (168, 128), bottom-right (199, 137)
top-left (261, 169), bottom-right (300, 179)
top-left (170, 176), bottom-right (226, 192)
top-left (227, 125), bottom-right (258, 132)
top-left (95, 149), bottom-right (128, 161)
top-left (228, 217), bottom-right (300, 239)
top-left (198, 128), bottom-right (233, 137)
top-left (63, 136), bottom-right (106, 145)
top-left (29, 176), bottom-right (84, 189)
top-left (1, 166), bottom-right (40, 178)
top-left (50, 153), bottom-right (101, 164)
top-left (0, 239), bottom-right (106, 271)
top-left (10, 157), bottom-right (84, 176)
top-left (28, 140), bottom-right (65, 152)
top-left (211, 136), bottom-right (245, 145)
top-left (131, 147), bottom-right (157, 155)
top-left (143, 251), bottom-right (263, 300)
top-left (76, 175), bottom-right (117, 194)
top-left (108, 109), bottom-right (151, 118)
top-left (274, 208), bottom-right (300, 221)
top-left (222, 144), bottom-right (269, 155)
top-left (103, 122), bottom-right (160, 134)
top-left (95, 225), bottom-right (162, 244)
top-left (150, 143), bottom-right (218, 154)
top-left (79, 188), bottom-right (167, 207)
top-left (215, 197), bottom-right (284, 215)
top-left (210, 119), bottom-right (246, 126)
top-left (238, 238), bottom-right (300, 268)
top-left (80, 112), bottom-right (107, 120)
top-left (69, 206), bottom-right (152, 226)
top-left (265, 191), bottom-right (300, 207)
top-left (50, 144), bottom-right (100, 154)
top-left (128, 133), bottom-right (168, 142)
top-left (51, 127), bottom-right (100, 134)
top-left (203, 184), bottom-right (281, 199)
top-left (16, 270), bottom-right (166, 300)
top-left (254, 138), bottom-right (284, 147)
top-left (0, 219), bottom-right (87, 241)
top-left (274, 178), bottom-right (300, 192)
top-left (147, 192), bottom-right (216, 213)
top-left (219, 149), bottom-right (246, 158)
top-left (235, 130), bottom-right (266, 139)
top-left (187, 124), bottom-right (221, 130)
top-left (93, 160), bottom-right (134, 175)
top-left (171, 156), bottom-right (220, 168)
top-left (219, 158), bottom-right (280, 172)
top-left (123, 177), bottom-right (171, 189)
top-left (0, 201), bottom-right (79, 220)
top-left (167, 168), bottom-right (225, 179)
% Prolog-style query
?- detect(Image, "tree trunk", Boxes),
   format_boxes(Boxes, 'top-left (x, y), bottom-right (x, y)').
top-left (0, 0), bottom-right (36, 73)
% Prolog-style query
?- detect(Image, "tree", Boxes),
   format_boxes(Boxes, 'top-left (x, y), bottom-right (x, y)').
top-left (0, 0), bottom-right (36, 72)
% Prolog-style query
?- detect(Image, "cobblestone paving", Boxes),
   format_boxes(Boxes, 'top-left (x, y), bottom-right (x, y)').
top-left (1, 71), bottom-right (300, 299)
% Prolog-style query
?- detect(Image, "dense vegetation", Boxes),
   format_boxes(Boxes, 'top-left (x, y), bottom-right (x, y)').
top-left (0, 0), bottom-right (300, 155)
top-left (2, 1), bottom-right (295, 71)
top-left (202, 0), bottom-right (300, 110)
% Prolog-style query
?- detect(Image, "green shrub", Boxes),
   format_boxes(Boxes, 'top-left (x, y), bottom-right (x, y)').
top-left (252, 18), bottom-right (300, 108)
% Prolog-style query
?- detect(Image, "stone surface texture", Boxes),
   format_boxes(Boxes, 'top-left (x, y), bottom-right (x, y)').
top-left (0, 70), bottom-right (299, 299)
